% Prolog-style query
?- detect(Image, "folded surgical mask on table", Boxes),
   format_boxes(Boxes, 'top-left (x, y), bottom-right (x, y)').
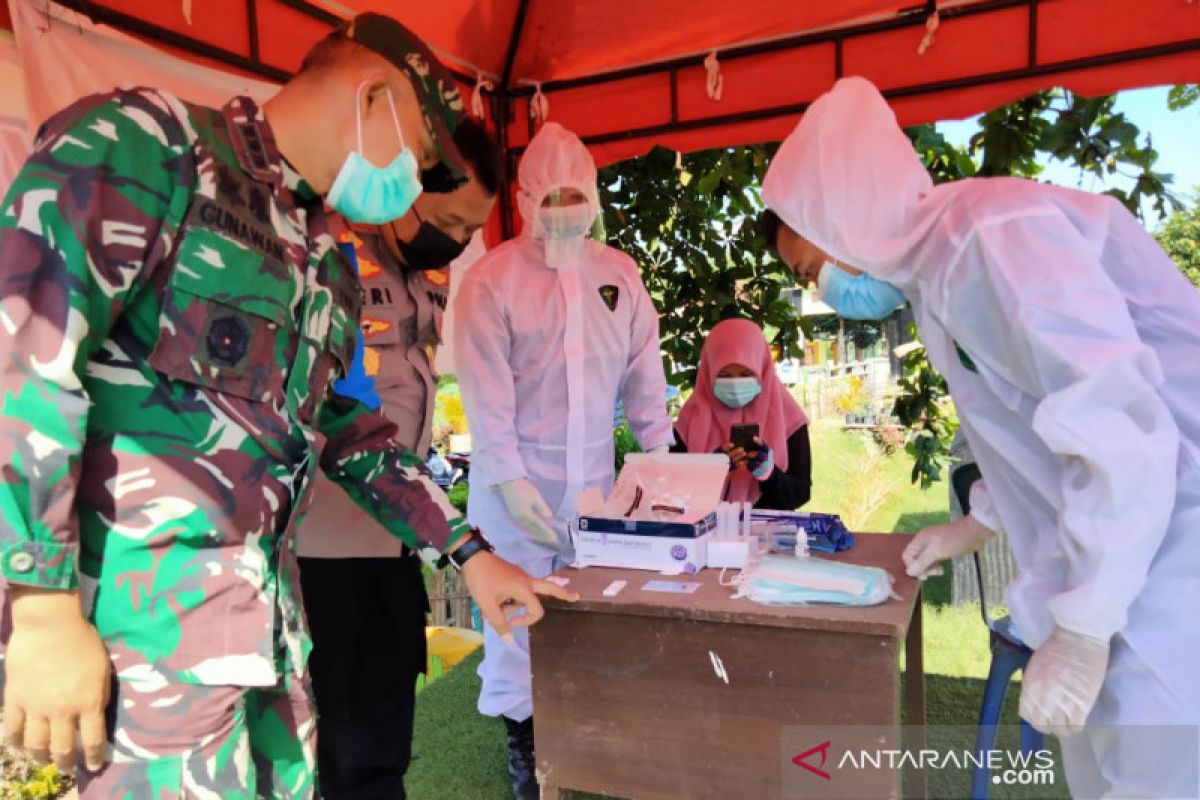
top-left (730, 555), bottom-right (896, 607)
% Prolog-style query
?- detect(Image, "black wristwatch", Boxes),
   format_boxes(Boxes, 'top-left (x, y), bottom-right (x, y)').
top-left (444, 529), bottom-right (495, 571)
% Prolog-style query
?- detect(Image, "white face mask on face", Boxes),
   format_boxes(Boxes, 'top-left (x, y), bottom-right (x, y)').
top-left (539, 203), bottom-right (595, 239)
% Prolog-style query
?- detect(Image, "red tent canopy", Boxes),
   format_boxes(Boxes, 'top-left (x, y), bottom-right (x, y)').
top-left (5, 0), bottom-right (1200, 236)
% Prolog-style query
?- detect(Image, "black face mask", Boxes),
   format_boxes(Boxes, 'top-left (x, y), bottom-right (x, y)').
top-left (394, 212), bottom-right (468, 271)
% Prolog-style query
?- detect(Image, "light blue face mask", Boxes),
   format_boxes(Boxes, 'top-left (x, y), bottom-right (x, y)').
top-left (731, 555), bottom-right (896, 606)
top-left (713, 376), bottom-right (761, 409)
top-left (818, 261), bottom-right (907, 320)
top-left (327, 83), bottom-right (423, 225)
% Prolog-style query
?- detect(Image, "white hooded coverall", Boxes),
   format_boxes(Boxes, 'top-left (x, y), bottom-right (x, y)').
top-left (455, 122), bottom-right (673, 721)
top-left (764, 77), bottom-right (1200, 798)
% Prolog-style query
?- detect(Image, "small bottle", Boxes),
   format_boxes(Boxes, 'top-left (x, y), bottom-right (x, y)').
top-left (794, 532), bottom-right (810, 559)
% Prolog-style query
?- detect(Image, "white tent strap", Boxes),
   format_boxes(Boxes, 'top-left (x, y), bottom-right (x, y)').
top-left (918, 6), bottom-right (941, 55)
top-left (529, 81), bottom-right (549, 125)
top-left (704, 51), bottom-right (723, 101)
top-left (470, 73), bottom-right (494, 119)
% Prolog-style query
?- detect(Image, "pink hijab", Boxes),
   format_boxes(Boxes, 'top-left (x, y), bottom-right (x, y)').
top-left (676, 318), bottom-right (809, 503)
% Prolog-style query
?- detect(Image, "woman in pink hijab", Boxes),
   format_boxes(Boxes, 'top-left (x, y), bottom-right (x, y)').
top-left (673, 318), bottom-right (812, 509)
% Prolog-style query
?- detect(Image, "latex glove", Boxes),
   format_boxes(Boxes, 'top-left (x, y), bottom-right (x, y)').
top-left (498, 478), bottom-right (557, 544)
top-left (902, 514), bottom-right (995, 579)
top-left (4, 588), bottom-right (112, 773)
top-left (1020, 626), bottom-right (1110, 736)
top-left (460, 551), bottom-right (579, 644)
top-left (747, 437), bottom-right (774, 480)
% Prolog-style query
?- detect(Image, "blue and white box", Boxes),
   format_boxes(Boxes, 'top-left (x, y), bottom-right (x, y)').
top-left (573, 453), bottom-right (729, 572)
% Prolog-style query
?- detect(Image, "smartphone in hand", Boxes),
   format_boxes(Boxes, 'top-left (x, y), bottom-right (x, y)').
top-left (729, 423), bottom-right (761, 452)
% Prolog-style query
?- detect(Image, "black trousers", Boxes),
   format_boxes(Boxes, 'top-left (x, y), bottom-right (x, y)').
top-left (299, 555), bottom-right (429, 800)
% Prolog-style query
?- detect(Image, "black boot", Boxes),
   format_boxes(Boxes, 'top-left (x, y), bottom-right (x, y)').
top-left (502, 715), bottom-right (539, 800)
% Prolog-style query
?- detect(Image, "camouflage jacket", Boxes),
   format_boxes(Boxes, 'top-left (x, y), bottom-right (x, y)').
top-left (0, 88), bottom-right (472, 686)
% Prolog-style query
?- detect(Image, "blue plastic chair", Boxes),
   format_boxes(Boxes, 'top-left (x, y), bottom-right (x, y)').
top-left (950, 464), bottom-right (1045, 799)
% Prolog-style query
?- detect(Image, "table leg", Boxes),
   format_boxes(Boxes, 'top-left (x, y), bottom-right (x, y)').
top-left (540, 782), bottom-right (568, 799)
top-left (905, 591), bottom-right (928, 799)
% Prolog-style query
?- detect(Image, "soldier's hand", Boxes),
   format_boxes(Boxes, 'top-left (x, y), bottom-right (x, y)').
top-left (4, 587), bottom-right (111, 774)
top-left (460, 552), bottom-right (579, 644)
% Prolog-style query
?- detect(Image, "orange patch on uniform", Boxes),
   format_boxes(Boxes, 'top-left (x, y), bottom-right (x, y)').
top-left (424, 269), bottom-right (450, 287)
top-left (363, 346), bottom-right (381, 377)
top-left (338, 229), bottom-right (364, 246)
top-left (357, 255), bottom-right (383, 279)
top-left (362, 317), bottom-right (393, 338)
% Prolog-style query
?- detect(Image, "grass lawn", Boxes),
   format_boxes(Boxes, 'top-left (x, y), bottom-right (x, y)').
top-left (406, 421), bottom-right (1071, 799)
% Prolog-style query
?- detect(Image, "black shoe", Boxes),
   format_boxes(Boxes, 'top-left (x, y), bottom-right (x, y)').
top-left (502, 716), bottom-right (539, 800)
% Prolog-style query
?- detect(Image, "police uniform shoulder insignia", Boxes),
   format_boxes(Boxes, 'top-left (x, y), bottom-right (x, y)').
top-left (356, 254), bottom-right (383, 280)
top-left (599, 284), bottom-right (619, 311)
top-left (362, 316), bottom-right (393, 339)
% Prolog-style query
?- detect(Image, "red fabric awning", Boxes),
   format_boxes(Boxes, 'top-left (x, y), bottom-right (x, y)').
top-left (6, 0), bottom-right (1199, 239)
top-left (24, 0), bottom-right (1199, 166)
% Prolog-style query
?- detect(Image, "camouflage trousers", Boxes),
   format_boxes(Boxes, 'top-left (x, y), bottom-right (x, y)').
top-left (77, 671), bottom-right (316, 799)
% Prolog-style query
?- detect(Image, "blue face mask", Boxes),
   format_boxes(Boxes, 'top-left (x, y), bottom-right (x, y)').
top-left (713, 377), bottom-right (761, 409)
top-left (733, 555), bottom-right (895, 607)
top-left (327, 83), bottom-right (423, 225)
top-left (818, 261), bottom-right (906, 320)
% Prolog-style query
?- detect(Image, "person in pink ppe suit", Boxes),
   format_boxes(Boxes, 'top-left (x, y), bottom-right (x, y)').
top-left (454, 121), bottom-right (673, 800)
top-left (763, 75), bottom-right (1200, 799)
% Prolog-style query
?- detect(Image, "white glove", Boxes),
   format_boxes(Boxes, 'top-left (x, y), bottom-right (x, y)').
top-left (1020, 626), bottom-right (1110, 736)
top-left (498, 478), bottom-right (557, 544)
top-left (648, 444), bottom-right (669, 455)
top-left (901, 514), bottom-right (995, 579)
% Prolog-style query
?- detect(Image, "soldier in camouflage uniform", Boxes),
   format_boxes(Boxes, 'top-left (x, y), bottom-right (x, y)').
top-left (0, 14), bottom-right (573, 799)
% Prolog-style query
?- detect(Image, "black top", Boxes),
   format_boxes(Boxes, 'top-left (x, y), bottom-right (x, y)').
top-left (671, 424), bottom-right (813, 511)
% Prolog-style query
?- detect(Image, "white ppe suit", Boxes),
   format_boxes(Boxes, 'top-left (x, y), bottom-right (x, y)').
top-left (455, 122), bottom-right (673, 720)
top-left (763, 77), bottom-right (1200, 798)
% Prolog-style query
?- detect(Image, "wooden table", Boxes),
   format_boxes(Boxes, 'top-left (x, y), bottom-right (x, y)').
top-left (530, 533), bottom-right (925, 800)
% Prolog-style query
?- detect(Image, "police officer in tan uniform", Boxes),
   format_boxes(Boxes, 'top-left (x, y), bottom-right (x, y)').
top-left (298, 118), bottom-right (500, 799)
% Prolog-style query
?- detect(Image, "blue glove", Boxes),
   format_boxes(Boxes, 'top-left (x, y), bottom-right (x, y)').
top-left (747, 442), bottom-right (774, 481)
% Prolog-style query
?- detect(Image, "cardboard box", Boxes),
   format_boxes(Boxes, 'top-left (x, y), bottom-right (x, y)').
top-left (573, 453), bottom-right (728, 572)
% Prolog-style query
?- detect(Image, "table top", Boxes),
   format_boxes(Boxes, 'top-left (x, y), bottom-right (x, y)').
top-left (544, 532), bottom-right (920, 637)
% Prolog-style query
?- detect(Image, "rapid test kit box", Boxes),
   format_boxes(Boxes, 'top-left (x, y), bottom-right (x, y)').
top-left (573, 453), bottom-right (729, 573)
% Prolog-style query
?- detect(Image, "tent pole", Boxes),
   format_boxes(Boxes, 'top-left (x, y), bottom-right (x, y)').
top-left (499, 0), bottom-right (531, 90)
top-left (491, 91), bottom-right (518, 241)
top-left (246, 0), bottom-right (260, 63)
top-left (495, 0), bottom-right (531, 242)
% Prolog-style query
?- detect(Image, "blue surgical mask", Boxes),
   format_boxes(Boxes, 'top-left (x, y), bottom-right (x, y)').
top-left (327, 83), bottom-right (423, 225)
top-left (732, 555), bottom-right (895, 607)
top-left (713, 377), bottom-right (761, 409)
top-left (818, 261), bottom-right (906, 320)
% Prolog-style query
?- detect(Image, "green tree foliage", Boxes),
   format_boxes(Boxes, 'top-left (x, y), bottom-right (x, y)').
top-left (1168, 84), bottom-right (1199, 111)
top-left (1154, 191), bottom-right (1200, 288)
top-left (598, 145), bottom-right (799, 388)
